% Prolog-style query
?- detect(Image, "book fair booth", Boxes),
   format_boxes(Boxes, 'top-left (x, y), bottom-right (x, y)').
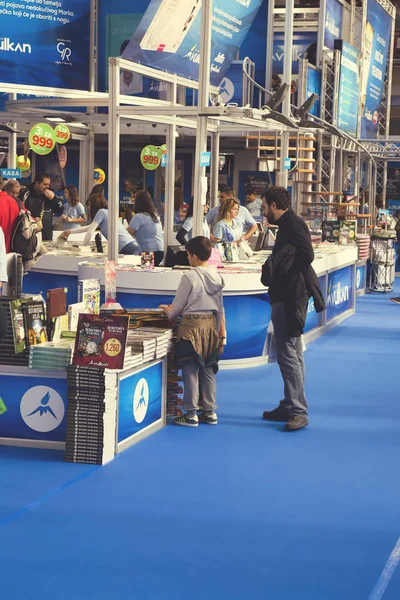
top-left (0, 0), bottom-right (397, 463)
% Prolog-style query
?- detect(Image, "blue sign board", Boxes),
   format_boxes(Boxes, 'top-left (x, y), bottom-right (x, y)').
top-left (335, 40), bottom-right (360, 137)
top-left (273, 32), bottom-right (317, 76)
top-left (360, 0), bottom-right (392, 139)
top-left (0, 169), bottom-right (21, 179)
top-left (284, 158), bottom-right (291, 170)
top-left (0, 0), bottom-right (91, 90)
top-left (306, 65), bottom-right (321, 118)
top-left (122, 0), bottom-right (263, 87)
top-left (304, 297), bottom-right (320, 333)
top-left (356, 264), bottom-right (367, 291)
top-left (200, 152), bottom-right (211, 168)
top-left (161, 154), bottom-right (167, 167)
top-left (0, 376), bottom-right (68, 442)
top-left (219, 61), bottom-right (244, 105)
top-left (324, 0), bottom-right (344, 50)
top-left (327, 266), bottom-right (353, 321)
top-left (118, 361), bottom-right (163, 443)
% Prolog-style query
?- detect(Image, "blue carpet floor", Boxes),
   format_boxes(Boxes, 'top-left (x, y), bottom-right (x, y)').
top-left (1, 290), bottom-right (400, 600)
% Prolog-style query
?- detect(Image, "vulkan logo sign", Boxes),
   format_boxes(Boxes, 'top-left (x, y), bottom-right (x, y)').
top-left (0, 38), bottom-right (32, 54)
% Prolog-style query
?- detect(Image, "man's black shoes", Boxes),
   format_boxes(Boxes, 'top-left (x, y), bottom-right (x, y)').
top-left (262, 402), bottom-right (290, 422)
top-left (284, 414), bottom-right (309, 432)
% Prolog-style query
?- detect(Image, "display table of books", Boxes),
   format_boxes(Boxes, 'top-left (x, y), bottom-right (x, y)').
top-left (0, 303), bottom-right (170, 464)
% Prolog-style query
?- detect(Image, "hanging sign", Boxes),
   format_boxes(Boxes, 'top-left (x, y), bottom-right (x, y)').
top-left (54, 124), bottom-right (71, 145)
top-left (29, 123), bottom-right (56, 156)
top-left (16, 156), bottom-right (31, 172)
top-left (200, 152), bottom-right (211, 167)
top-left (58, 146), bottom-right (68, 170)
top-left (94, 168), bottom-right (106, 185)
top-left (140, 145), bottom-right (161, 171)
top-left (0, 169), bottom-right (21, 179)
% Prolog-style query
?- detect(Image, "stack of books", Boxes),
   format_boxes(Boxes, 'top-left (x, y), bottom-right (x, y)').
top-left (123, 347), bottom-right (144, 369)
top-left (65, 365), bottom-right (118, 465)
top-left (0, 297), bottom-right (29, 367)
top-left (28, 341), bottom-right (74, 371)
top-left (126, 331), bottom-right (157, 363)
top-left (166, 328), bottom-right (183, 418)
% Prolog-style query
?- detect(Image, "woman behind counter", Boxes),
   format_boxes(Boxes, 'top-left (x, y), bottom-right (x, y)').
top-left (62, 192), bottom-right (141, 255)
top-left (212, 197), bottom-right (244, 243)
top-left (61, 186), bottom-right (86, 229)
top-left (176, 200), bottom-right (210, 245)
top-left (127, 190), bottom-right (164, 265)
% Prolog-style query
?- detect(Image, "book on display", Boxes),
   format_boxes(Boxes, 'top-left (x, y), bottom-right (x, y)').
top-left (9, 299), bottom-right (27, 354)
top-left (72, 314), bottom-right (129, 370)
top-left (77, 278), bottom-right (101, 314)
top-left (22, 300), bottom-right (47, 346)
top-left (139, 0), bottom-right (200, 54)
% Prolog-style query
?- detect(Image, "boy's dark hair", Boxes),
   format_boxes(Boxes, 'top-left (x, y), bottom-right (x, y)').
top-left (186, 236), bottom-right (212, 262)
top-left (264, 186), bottom-right (291, 210)
top-left (34, 172), bottom-right (51, 184)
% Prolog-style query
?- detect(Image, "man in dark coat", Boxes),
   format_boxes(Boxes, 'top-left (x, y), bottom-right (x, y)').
top-left (261, 186), bottom-right (325, 431)
top-left (19, 172), bottom-right (63, 241)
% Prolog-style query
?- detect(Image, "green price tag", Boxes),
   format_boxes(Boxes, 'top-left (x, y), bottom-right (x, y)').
top-left (141, 145), bottom-right (161, 171)
top-left (0, 397), bottom-right (7, 416)
top-left (29, 123), bottom-right (56, 156)
top-left (54, 124), bottom-right (70, 144)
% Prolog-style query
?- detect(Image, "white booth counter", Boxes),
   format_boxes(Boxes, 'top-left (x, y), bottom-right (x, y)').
top-left (77, 244), bottom-right (359, 369)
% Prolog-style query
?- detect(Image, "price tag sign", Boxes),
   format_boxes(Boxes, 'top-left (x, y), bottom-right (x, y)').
top-left (54, 124), bottom-right (70, 144)
top-left (29, 123), bottom-right (55, 156)
top-left (104, 338), bottom-right (122, 358)
top-left (16, 156), bottom-right (31, 172)
top-left (141, 145), bottom-right (161, 171)
top-left (94, 168), bottom-right (106, 185)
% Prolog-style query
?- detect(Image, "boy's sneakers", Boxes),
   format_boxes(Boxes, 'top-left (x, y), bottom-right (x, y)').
top-left (390, 297), bottom-right (400, 305)
top-left (174, 413), bottom-right (199, 427)
top-left (198, 412), bottom-right (218, 425)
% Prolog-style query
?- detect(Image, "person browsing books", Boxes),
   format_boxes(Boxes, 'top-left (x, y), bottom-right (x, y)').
top-left (19, 172), bottom-right (64, 241)
top-left (176, 200), bottom-right (210, 245)
top-left (61, 186), bottom-right (86, 230)
top-left (62, 192), bottom-right (141, 255)
top-left (127, 190), bottom-right (164, 265)
top-left (159, 236), bottom-right (226, 427)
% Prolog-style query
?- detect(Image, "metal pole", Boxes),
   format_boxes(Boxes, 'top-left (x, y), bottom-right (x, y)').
top-left (90, 0), bottom-right (97, 94)
top-left (164, 81), bottom-right (177, 249)
top-left (8, 93), bottom-right (17, 169)
top-left (210, 130), bottom-right (220, 209)
top-left (317, 0), bottom-right (326, 68)
top-left (265, 0), bottom-right (275, 93)
top-left (193, 0), bottom-right (213, 237)
top-left (277, 0), bottom-right (294, 188)
top-left (108, 57), bottom-right (121, 262)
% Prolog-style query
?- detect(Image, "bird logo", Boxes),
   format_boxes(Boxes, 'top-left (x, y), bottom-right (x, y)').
top-left (25, 392), bottom-right (58, 420)
top-left (20, 386), bottom-right (65, 433)
top-left (133, 378), bottom-right (149, 424)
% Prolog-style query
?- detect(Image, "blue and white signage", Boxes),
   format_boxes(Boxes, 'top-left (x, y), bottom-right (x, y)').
top-left (273, 32), bottom-right (317, 76)
top-left (0, 169), bottom-right (21, 179)
top-left (304, 297), bottom-right (320, 333)
top-left (335, 40), bottom-right (360, 137)
top-left (360, 0), bottom-right (393, 139)
top-left (284, 158), bottom-right (291, 170)
top-left (0, 0), bottom-right (91, 90)
top-left (219, 61), bottom-right (244, 105)
top-left (0, 378), bottom-right (67, 442)
top-left (122, 0), bottom-right (263, 86)
top-left (356, 264), bottom-right (367, 292)
top-left (327, 266), bottom-right (353, 321)
top-left (324, 0), bottom-right (344, 50)
top-left (200, 152), bottom-right (211, 167)
top-left (118, 361), bottom-right (162, 443)
top-left (306, 65), bottom-right (321, 118)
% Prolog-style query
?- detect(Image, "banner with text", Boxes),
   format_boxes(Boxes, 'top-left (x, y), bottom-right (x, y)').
top-left (0, 0), bottom-right (91, 90)
top-left (360, 0), bottom-right (393, 139)
top-left (121, 0), bottom-right (263, 87)
top-left (335, 40), bottom-right (360, 137)
top-left (324, 0), bottom-right (344, 50)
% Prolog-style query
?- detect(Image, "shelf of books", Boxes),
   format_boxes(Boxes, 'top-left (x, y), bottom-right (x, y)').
top-left (0, 283), bottom-right (170, 464)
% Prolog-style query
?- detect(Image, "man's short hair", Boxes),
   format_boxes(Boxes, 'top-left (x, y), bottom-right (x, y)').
top-left (221, 187), bottom-right (235, 197)
top-left (264, 186), bottom-right (291, 210)
top-left (246, 188), bottom-right (255, 196)
top-left (2, 179), bottom-right (18, 194)
top-left (34, 172), bottom-right (51, 184)
top-left (186, 236), bottom-right (212, 262)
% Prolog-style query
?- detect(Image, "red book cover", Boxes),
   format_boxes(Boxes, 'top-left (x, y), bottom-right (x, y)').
top-left (72, 314), bottom-right (129, 370)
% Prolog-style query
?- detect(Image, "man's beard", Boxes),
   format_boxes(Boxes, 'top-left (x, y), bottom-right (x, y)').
top-left (266, 208), bottom-right (276, 224)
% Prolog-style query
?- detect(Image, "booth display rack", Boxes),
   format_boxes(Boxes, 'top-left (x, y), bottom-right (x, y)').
top-left (369, 232), bottom-right (397, 293)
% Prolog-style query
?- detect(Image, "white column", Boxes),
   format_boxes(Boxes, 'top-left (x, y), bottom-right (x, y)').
top-left (193, 0), bottom-right (213, 237)
top-left (108, 57), bottom-right (121, 262)
top-left (210, 131), bottom-right (220, 208)
top-left (277, 0), bottom-right (294, 188)
top-left (164, 81), bottom-right (177, 249)
top-left (265, 0), bottom-right (275, 92)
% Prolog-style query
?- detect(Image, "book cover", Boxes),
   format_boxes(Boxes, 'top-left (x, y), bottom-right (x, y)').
top-left (73, 314), bottom-right (129, 369)
top-left (22, 301), bottom-right (47, 346)
top-left (46, 288), bottom-right (67, 319)
top-left (339, 221), bottom-right (356, 245)
top-left (52, 314), bottom-right (69, 342)
top-left (68, 302), bottom-right (86, 332)
top-left (322, 220), bottom-right (340, 243)
top-left (9, 299), bottom-right (27, 354)
top-left (77, 279), bottom-right (100, 314)
top-left (141, 252), bottom-right (155, 270)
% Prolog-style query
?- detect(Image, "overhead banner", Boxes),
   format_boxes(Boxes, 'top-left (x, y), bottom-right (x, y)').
top-left (335, 40), bottom-right (360, 137)
top-left (324, 0), bottom-right (344, 50)
top-left (0, 0), bottom-right (91, 90)
top-left (121, 0), bottom-right (263, 86)
top-left (360, 0), bottom-right (392, 139)
top-left (306, 65), bottom-right (321, 117)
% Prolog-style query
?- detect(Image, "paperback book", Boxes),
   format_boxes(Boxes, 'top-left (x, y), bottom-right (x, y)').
top-left (73, 314), bottom-right (129, 369)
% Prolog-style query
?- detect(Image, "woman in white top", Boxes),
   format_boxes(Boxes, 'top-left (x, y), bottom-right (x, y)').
top-left (61, 186), bottom-right (86, 230)
top-left (62, 193), bottom-right (141, 254)
top-left (127, 190), bottom-right (164, 265)
top-left (212, 197), bottom-right (245, 243)
top-left (176, 201), bottom-right (210, 245)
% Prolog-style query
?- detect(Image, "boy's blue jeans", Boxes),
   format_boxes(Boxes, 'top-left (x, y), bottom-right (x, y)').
top-left (182, 359), bottom-right (217, 416)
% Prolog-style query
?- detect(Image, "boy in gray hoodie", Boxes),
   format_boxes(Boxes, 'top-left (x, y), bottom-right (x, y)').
top-left (160, 236), bottom-right (226, 427)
